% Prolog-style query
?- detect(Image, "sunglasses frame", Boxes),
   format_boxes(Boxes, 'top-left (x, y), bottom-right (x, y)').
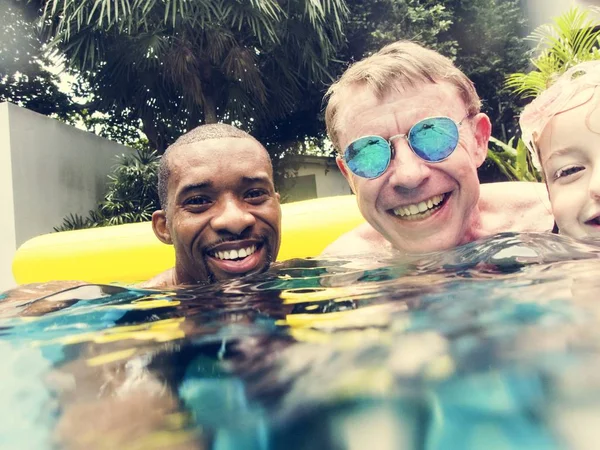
top-left (343, 114), bottom-right (472, 179)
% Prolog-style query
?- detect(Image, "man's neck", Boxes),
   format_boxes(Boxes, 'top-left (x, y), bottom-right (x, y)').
top-left (458, 204), bottom-right (485, 246)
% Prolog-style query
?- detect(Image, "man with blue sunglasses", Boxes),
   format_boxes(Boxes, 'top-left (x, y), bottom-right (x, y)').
top-left (322, 41), bottom-right (553, 256)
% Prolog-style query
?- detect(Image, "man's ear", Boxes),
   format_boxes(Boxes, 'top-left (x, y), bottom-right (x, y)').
top-left (152, 210), bottom-right (172, 245)
top-left (471, 113), bottom-right (492, 168)
top-left (336, 155), bottom-right (356, 194)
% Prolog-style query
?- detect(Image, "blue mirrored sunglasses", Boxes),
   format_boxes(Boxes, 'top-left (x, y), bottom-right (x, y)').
top-left (343, 115), bottom-right (471, 179)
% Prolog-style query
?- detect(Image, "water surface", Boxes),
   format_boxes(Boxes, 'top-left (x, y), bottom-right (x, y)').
top-left (2, 232), bottom-right (600, 449)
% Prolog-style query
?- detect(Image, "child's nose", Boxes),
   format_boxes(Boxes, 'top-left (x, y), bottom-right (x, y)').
top-left (590, 165), bottom-right (600, 200)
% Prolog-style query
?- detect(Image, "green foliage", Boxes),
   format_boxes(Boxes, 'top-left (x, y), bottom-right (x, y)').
top-left (100, 145), bottom-right (160, 225)
top-left (486, 6), bottom-right (600, 182)
top-left (487, 136), bottom-right (541, 182)
top-left (339, 0), bottom-right (531, 145)
top-left (55, 147), bottom-right (160, 231)
top-left (53, 213), bottom-right (96, 232)
top-left (342, 0), bottom-right (456, 60)
top-left (41, 0), bottom-right (349, 153)
top-left (506, 7), bottom-right (600, 99)
top-left (0, 0), bottom-right (149, 149)
top-left (28, 0), bottom-right (533, 184)
top-left (446, 0), bottom-right (531, 142)
top-left (0, 0), bottom-right (76, 121)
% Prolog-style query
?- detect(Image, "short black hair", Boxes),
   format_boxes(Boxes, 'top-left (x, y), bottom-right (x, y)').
top-left (157, 123), bottom-right (270, 210)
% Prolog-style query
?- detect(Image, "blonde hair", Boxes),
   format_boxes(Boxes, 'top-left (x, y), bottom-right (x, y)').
top-left (324, 41), bottom-right (481, 151)
top-left (520, 60), bottom-right (600, 173)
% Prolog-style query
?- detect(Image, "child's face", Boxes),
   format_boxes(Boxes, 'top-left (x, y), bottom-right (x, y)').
top-left (538, 88), bottom-right (600, 240)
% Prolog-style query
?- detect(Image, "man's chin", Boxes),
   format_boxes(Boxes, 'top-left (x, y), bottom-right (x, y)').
top-left (210, 265), bottom-right (269, 282)
top-left (384, 226), bottom-right (463, 254)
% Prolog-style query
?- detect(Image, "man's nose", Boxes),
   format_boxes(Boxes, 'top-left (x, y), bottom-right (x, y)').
top-left (386, 139), bottom-right (431, 190)
top-left (211, 198), bottom-right (256, 235)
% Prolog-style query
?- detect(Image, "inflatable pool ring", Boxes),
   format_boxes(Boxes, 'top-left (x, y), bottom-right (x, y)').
top-left (13, 195), bottom-right (364, 285)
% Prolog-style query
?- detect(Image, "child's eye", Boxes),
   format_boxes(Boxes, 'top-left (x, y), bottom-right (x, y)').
top-left (554, 165), bottom-right (584, 180)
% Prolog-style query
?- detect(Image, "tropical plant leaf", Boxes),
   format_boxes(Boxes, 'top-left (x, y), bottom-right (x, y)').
top-left (41, 0), bottom-right (348, 153)
top-left (487, 136), bottom-right (541, 182)
top-left (486, 149), bottom-right (517, 181)
top-left (506, 6), bottom-right (600, 99)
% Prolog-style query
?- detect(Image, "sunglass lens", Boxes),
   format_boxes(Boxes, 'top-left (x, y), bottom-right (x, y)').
top-left (409, 117), bottom-right (459, 162)
top-left (345, 136), bottom-right (391, 178)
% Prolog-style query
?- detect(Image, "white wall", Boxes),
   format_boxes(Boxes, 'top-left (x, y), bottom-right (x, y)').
top-left (295, 157), bottom-right (352, 198)
top-left (0, 104), bottom-right (17, 293)
top-left (281, 156), bottom-right (351, 202)
top-left (0, 102), bottom-right (133, 291)
top-left (525, 0), bottom-right (600, 29)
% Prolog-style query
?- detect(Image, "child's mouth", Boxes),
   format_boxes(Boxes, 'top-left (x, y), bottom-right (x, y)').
top-left (585, 216), bottom-right (600, 227)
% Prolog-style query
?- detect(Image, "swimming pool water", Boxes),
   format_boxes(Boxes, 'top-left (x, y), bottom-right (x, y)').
top-left (2, 232), bottom-right (600, 449)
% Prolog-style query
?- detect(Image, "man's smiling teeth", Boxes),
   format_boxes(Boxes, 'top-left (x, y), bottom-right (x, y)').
top-left (393, 194), bottom-right (445, 220)
top-left (213, 246), bottom-right (257, 260)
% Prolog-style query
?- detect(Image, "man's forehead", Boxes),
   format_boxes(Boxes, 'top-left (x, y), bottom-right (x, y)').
top-left (386, 78), bottom-right (458, 99)
top-left (167, 137), bottom-right (272, 186)
top-left (338, 80), bottom-right (460, 115)
top-left (335, 81), bottom-right (463, 135)
top-left (169, 137), bottom-right (269, 167)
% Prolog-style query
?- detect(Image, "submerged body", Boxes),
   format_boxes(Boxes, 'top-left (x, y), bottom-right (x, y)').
top-left (2, 233), bottom-right (600, 449)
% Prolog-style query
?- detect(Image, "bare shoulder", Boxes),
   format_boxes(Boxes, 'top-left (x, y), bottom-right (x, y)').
top-left (321, 222), bottom-right (391, 257)
top-left (479, 182), bottom-right (553, 233)
top-left (480, 181), bottom-right (549, 203)
top-left (138, 268), bottom-right (176, 289)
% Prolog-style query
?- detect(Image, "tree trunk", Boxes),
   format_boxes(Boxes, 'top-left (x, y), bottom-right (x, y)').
top-left (141, 115), bottom-right (166, 154)
top-left (200, 64), bottom-right (218, 124)
top-left (185, 107), bottom-right (203, 133)
top-left (203, 91), bottom-right (217, 124)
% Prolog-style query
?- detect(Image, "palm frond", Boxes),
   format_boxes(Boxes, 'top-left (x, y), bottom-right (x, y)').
top-left (505, 71), bottom-right (548, 98)
top-left (488, 136), bottom-right (541, 182)
top-left (508, 6), bottom-right (600, 97)
top-left (223, 45), bottom-right (266, 103)
top-left (42, 0), bottom-right (349, 160)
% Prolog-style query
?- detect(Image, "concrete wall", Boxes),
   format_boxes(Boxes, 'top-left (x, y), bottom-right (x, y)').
top-left (281, 155), bottom-right (352, 203)
top-left (0, 104), bottom-right (17, 293)
top-left (297, 158), bottom-right (351, 199)
top-left (0, 102), bottom-right (133, 291)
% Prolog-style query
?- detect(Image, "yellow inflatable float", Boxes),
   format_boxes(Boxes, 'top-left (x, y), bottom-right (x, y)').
top-left (13, 195), bottom-right (364, 285)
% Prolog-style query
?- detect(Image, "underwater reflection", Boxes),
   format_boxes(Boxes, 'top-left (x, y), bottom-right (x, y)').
top-left (2, 232), bottom-right (600, 449)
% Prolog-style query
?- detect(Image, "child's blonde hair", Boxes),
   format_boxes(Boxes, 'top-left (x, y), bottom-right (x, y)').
top-left (520, 60), bottom-right (600, 173)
